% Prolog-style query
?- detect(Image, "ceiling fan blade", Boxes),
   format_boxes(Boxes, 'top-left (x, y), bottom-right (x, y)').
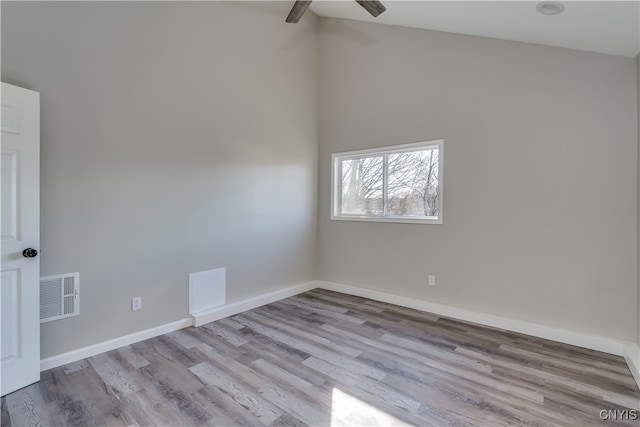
top-left (286, 1), bottom-right (312, 23)
top-left (355, 0), bottom-right (386, 17)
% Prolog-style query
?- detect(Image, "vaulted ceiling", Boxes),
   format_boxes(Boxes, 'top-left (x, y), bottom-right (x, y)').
top-left (309, 1), bottom-right (639, 57)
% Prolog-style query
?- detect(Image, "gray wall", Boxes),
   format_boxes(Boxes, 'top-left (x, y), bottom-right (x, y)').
top-left (638, 52), bottom-right (640, 348)
top-left (3, 3), bottom-right (638, 358)
top-left (317, 19), bottom-right (638, 342)
top-left (2, 2), bottom-right (318, 358)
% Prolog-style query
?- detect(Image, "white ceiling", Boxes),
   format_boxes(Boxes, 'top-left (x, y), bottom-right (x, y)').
top-left (309, 1), bottom-right (640, 57)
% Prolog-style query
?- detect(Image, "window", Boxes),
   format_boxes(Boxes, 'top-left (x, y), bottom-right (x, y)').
top-left (331, 140), bottom-right (443, 224)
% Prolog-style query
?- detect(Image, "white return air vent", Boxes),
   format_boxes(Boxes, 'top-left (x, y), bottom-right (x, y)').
top-left (40, 273), bottom-right (79, 323)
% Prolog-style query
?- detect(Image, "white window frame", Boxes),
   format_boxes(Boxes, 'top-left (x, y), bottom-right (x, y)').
top-left (331, 139), bottom-right (443, 224)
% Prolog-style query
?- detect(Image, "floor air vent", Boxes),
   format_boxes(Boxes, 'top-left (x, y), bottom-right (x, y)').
top-left (40, 272), bottom-right (79, 323)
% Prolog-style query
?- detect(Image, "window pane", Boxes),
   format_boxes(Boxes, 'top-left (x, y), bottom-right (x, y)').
top-left (387, 149), bottom-right (439, 217)
top-left (341, 156), bottom-right (383, 215)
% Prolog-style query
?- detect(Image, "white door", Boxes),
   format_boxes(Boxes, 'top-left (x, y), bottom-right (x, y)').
top-left (1, 82), bottom-right (40, 396)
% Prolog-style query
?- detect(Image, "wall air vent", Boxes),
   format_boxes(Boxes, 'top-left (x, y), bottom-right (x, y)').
top-left (40, 272), bottom-right (79, 323)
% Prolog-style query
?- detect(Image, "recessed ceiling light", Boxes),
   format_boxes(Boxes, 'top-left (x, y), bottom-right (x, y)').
top-left (536, 1), bottom-right (565, 15)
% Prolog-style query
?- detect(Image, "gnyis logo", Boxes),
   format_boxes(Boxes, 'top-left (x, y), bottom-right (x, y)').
top-left (599, 409), bottom-right (638, 421)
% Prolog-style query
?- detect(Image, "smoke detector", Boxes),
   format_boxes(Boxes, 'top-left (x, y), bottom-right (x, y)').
top-left (536, 2), bottom-right (565, 15)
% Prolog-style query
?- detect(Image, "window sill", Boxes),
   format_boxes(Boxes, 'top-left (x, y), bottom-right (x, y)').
top-left (330, 215), bottom-right (442, 225)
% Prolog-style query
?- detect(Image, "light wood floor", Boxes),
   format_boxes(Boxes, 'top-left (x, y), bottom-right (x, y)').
top-left (2, 289), bottom-right (639, 426)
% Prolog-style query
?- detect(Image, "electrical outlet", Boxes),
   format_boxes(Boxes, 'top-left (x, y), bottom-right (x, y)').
top-left (132, 297), bottom-right (142, 311)
top-left (428, 275), bottom-right (436, 286)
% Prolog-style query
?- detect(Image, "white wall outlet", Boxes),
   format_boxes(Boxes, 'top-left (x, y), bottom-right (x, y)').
top-left (428, 275), bottom-right (436, 286)
top-left (132, 297), bottom-right (142, 311)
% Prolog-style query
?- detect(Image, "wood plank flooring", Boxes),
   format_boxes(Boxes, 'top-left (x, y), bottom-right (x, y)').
top-left (2, 289), bottom-right (639, 426)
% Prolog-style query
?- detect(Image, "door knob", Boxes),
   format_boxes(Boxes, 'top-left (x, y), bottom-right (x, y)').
top-left (22, 248), bottom-right (38, 258)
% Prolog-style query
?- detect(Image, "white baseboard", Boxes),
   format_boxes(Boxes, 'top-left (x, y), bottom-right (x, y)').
top-left (190, 281), bottom-right (318, 327)
top-left (623, 342), bottom-right (640, 389)
top-left (40, 278), bottom-right (638, 391)
top-left (316, 280), bottom-right (626, 357)
top-left (40, 281), bottom-right (319, 371)
top-left (40, 318), bottom-right (193, 372)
